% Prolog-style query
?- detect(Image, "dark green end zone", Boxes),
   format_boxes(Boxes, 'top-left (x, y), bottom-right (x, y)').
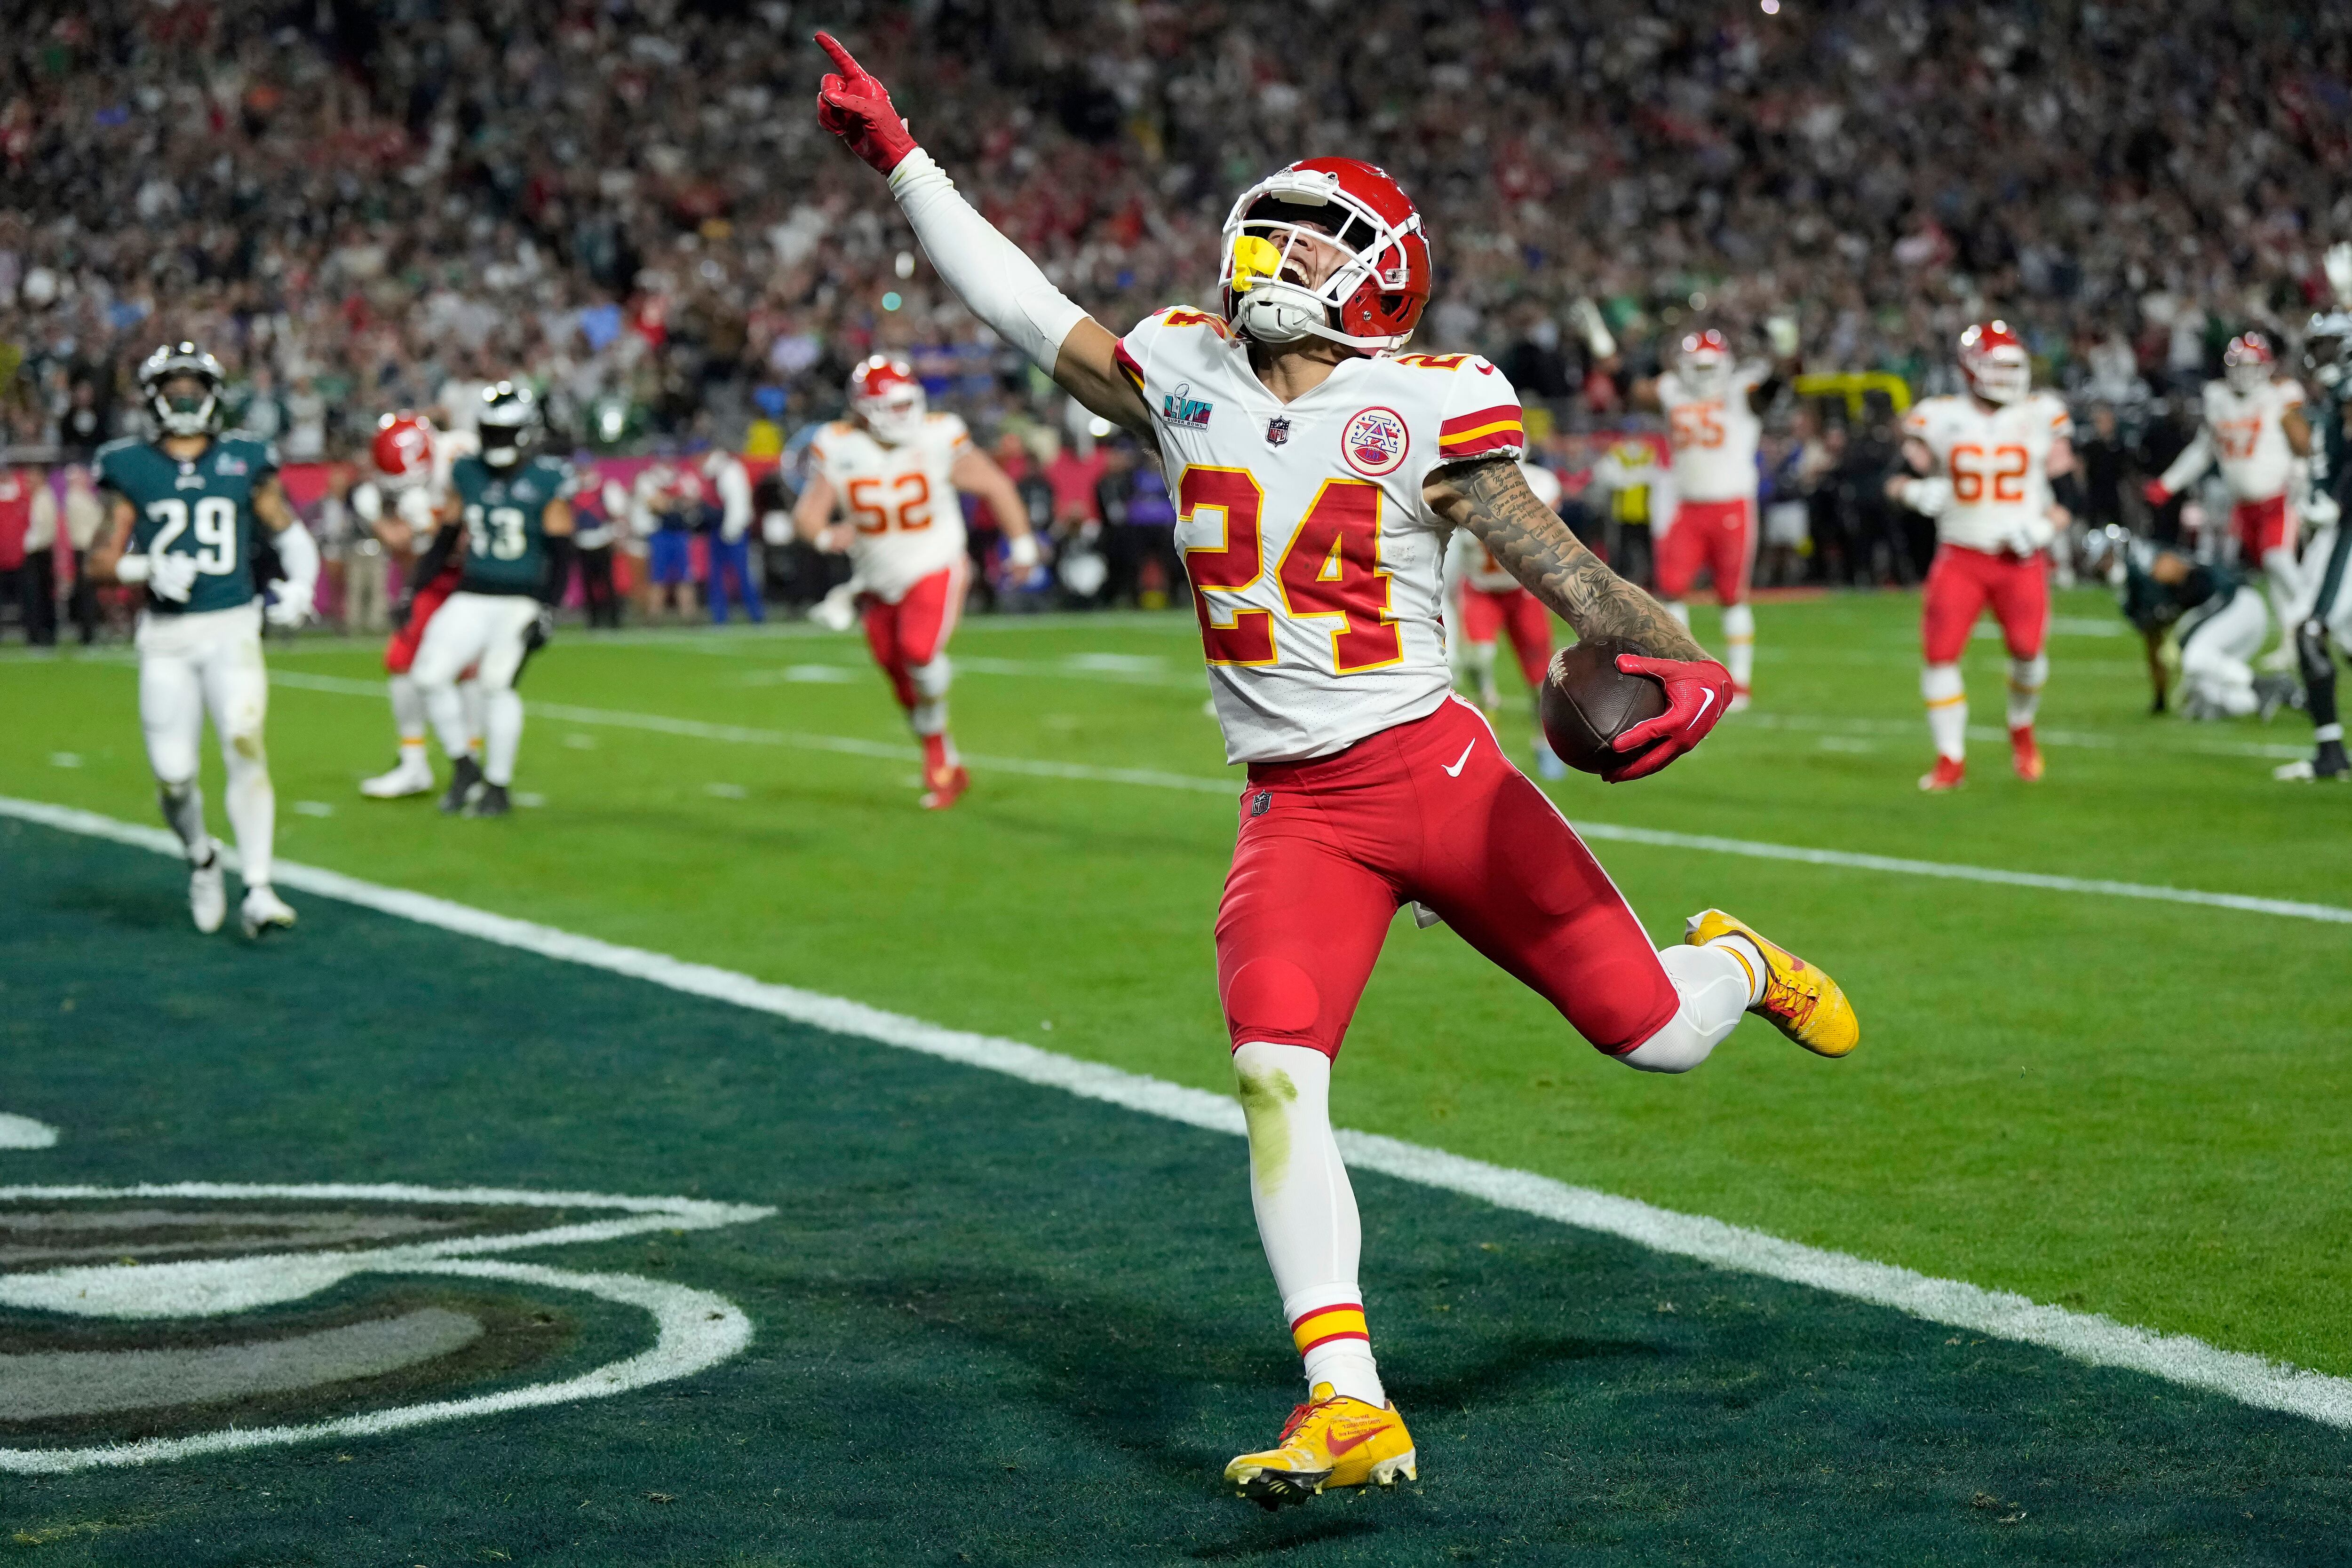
top-left (3, 819), bottom-right (2348, 1566)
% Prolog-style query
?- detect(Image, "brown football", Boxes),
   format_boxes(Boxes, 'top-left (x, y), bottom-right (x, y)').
top-left (1540, 636), bottom-right (1670, 775)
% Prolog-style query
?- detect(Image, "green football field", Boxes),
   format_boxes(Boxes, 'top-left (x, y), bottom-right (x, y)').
top-left (3, 588), bottom-right (2350, 1562)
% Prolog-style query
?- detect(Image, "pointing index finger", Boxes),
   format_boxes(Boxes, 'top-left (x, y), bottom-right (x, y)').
top-left (814, 32), bottom-right (867, 81)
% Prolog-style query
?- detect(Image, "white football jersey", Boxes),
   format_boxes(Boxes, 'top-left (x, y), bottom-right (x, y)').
top-left (2201, 378), bottom-right (2304, 502)
top-left (1115, 307), bottom-right (1526, 763)
top-left (1657, 366), bottom-right (1764, 502)
top-left (1447, 461), bottom-right (1556, 594)
top-left (1900, 391), bottom-right (2073, 553)
top-left (809, 412), bottom-right (972, 600)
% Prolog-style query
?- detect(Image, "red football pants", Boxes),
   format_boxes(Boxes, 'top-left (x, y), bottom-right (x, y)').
top-left (384, 565), bottom-right (464, 675)
top-left (1653, 497), bottom-right (1755, 603)
top-left (861, 560), bottom-right (966, 710)
top-left (1457, 585), bottom-right (1552, 688)
top-left (1920, 544), bottom-right (2048, 663)
top-left (2233, 494), bottom-right (2289, 558)
top-left (1216, 697), bottom-right (1679, 1061)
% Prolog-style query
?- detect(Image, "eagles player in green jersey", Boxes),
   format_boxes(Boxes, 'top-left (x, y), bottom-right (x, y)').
top-left (2278, 269), bottom-right (2352, 782)
top-left (86, 343), bottom-right (320, 936)
top-left (409, 382), bottom-right (575, 816)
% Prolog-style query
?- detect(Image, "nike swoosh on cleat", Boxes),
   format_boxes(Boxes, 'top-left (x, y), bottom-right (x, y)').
top-left (1324, 1425), bottom-right (1390, 1457)
top-left (1442, 740), bottom-right (1476, 777)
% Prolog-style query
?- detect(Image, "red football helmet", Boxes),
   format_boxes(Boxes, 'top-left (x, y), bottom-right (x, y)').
top-left (1678, 329), bottom-right (1733, 397)
top-left (2223, 332), bottom-right (2274, 396)
top-left (1220, 158), bottom-right (1431, 353)
top-left (1959, 320), bottom-right (2031, 405)
top-left (848, 355), bottom-right (926, 445)
top-left (371, 412), bottom-right (436, 489)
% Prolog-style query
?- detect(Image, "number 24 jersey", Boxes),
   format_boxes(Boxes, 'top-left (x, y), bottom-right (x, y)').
top-left (1115, 308), bottom-right (1527, 764)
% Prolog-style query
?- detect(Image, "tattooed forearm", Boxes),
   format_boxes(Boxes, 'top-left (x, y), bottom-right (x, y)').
top-left (1430, 458), bottom-right (1709, 661)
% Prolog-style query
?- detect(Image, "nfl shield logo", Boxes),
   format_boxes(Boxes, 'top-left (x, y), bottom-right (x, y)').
top-left (1265, 417), bottom-right (1291, 447)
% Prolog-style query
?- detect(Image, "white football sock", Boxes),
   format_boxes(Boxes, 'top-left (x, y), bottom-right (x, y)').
top-left (222, 738), bottom-right (275, 890)
top-left (2262, 547), bottom-right (2300, 632)
top-left (2005, 653), bottom-right (2048, 732)
top-left (389, 674), bottom-right (428, 757)
top-left (1618, 944), bottom-right (1753, 1072)
top-left (459, 680), bottom-right (486, 755)
top-left (158, 782), bottom-right (209, 861)
top-left (1232, 1040), bottom-right (1384, 1407)
top-left (1666, 600), bottom-right (1692, 630)
top-left (1465, 641), bottom-right (1499, 710)
top-left (1721, 602), bottom-right (1755, 692)
top-left (1922, 663), bottom-right (1967, 761)
top-left (422, 679), bottom-right (472, 761)
top-left (482, 688), bottom-right (524, 787)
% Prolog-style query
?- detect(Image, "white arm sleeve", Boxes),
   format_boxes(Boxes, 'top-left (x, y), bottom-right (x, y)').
top-left (2158, 428), bottom-right (2215, 498)
top-left (270, 518), bottom-right (320, 592)
top-left (888, 149), bottom-right (1090, 372)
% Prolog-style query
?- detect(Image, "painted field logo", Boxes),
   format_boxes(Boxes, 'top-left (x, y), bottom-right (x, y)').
top-left (1340, 407), bottom-right (1408, 477)
top-left (0, 1182), bottom-right (772, 1473)
top-left (1161, 382), bottom-right (1214, 428)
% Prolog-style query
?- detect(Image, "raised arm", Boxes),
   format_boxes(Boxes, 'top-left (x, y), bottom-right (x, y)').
top-left (1425, 456), bottom-right (1730, 782)
top-left (814, 34), bottom-right (1152, 441)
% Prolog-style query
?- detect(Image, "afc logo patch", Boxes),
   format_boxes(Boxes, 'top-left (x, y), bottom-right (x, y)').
top-left (1265, 416), bottom-right (1291, 447)
top-left (1341, 407), bottom-right (1409, 477)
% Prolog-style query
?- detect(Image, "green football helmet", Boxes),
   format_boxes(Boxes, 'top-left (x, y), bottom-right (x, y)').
top-left (477, 381), bottom-right (540, 468)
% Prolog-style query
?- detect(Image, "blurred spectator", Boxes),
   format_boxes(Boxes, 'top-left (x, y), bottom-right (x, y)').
top-left (701, 448), bottom-right (762, 624)
top-left (0, 464), bottom-right (44, 644)
top-left (1097, 438), bottom-right (1181, 610)
top-left (60, 466), bottom-right (104, 643)
top-left (2077, 404), bottom-right (2132, 532)
top-left (572, 475), bottom-right (623, 629)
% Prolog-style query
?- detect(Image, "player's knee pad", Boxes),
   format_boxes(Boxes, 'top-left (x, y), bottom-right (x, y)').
top-left (1920, 663), bottom-right (1964, 704)
top-left (2007, 652), bottom-right (2048, 692)
top-left (909, 656), bottom-right (952, 701)
top-left (1721, 602), bottom-right (1755, 640)
top-left (908, 698), bottom-right (949, 736)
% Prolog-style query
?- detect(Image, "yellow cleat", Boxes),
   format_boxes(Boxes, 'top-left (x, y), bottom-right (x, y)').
top-left (1685, 909), bottom-right (1859, 1058)
top-left (1223, 1385), bottom-right (1416, 1510)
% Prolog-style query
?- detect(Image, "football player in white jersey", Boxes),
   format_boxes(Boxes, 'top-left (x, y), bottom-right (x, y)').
top-left (354, 412), bottom-right (488, 800)
top-left (1887, 321), bottom-right (2082, 791)
top-left (792, 354), bottom-right (1036, 810)
top-left (1627, 329), bottom-right (1788, 709)
top-left (2142, 333), bottom-right (2313, 640)
top-left (816, 33), bottom-right (1857, 1505)
top-left (1445, 459), bottom-right (1568, 777)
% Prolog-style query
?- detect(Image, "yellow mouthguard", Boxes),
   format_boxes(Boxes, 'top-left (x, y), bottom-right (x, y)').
top-left (1231, 235), bottom-right (1283, 293)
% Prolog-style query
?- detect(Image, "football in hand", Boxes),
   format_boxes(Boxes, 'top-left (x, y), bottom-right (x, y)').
top-left (1539, 637), bottom-right (1670, 776)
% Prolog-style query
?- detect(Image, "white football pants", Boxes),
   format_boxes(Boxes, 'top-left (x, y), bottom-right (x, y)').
top-left (2177, 587), bottom-right (2268, 717)
top-left (136, 602), bottom-right (276, 887)
top-left (413, 592), bottom-right (539, 785)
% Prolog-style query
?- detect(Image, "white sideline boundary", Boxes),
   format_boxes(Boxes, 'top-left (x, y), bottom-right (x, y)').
top-left (7, 793), bottom-right (2352, 1433)
top-left (258, 671), bottom-right (2352, 927)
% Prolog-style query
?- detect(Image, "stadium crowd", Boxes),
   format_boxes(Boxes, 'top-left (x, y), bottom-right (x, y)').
top-left (0, 0), bottom-right (2347, 631)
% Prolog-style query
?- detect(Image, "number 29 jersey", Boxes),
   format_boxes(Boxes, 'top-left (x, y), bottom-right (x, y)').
top-left (808, 412), bottom-right (972, 602)
top-left (1899, 391), bottom-right (2072, 553)
top-left (95, 432), bottom-right (279, 617)
top-left (1115, 307), bottom-right (1526, 764)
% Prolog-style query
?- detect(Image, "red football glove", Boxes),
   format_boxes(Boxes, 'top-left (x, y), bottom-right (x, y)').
top-left (815, 32), bottom-right (917, 175)
top-left (1604, 654), bottom-right (1734, 783)
top-left (2141, 478), bottom-right (2171, 507)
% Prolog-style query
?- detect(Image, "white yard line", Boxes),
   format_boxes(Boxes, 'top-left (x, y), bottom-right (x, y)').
top-left (254, 673), bottom-right (2352, 926)
top-left (7, 792), bottom-right (2349, 1433)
